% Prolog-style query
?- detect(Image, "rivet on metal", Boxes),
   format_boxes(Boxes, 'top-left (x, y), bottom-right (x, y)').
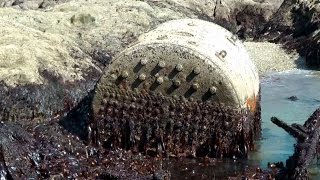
top-left (173, 79), bottom-right (181, 87)
top-left (175, 64), bottom-right (183, 72)
top-left (192, 83), bottom-right (200, 90)
top-left (138, 73), bottom-right (146, 81)
top-left (121, 70), bottom-right (129, 78)
top-left (156, 76), bottom-right (164, 84)
top-left (140, 59), bottom-right (148, 65)
top-left (158, 61), bottom-right (166, 68)
top-left (193, 67), bottom-right (201, 75)
top-left (102, 98), bottom-right (108, 104)
top-left (210, 86), bottom-right (217, 94)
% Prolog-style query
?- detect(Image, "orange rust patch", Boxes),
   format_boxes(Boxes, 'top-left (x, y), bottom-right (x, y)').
top-left (246, 95), bottom-right (258, 113)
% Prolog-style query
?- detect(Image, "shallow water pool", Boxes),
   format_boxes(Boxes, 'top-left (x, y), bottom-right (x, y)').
top-left (249, 70), bottom-right (320, 168)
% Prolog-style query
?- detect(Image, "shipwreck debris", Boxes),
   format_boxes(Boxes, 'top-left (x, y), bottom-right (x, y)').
top-left (271, 108), bottom-right (320, 179)
top-left (91, 19), bottom-right (261, 158)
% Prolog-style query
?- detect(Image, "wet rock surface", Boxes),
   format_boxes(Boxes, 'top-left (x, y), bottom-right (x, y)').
top-left (288, 95), bottom-right (299, 101)
top-left (259, 0), bottom-right (320, 68)
top-left (0, 119), bottom-right (171, 179)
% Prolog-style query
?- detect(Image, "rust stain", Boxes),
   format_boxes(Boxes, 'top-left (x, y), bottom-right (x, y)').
top-left (246, 95), bottom-right (258, 113)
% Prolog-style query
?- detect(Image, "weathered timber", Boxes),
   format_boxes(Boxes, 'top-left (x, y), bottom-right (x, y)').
top-left (272, 108), bottom-right (320, 179)
top-left (271, 117), bottom-right (307, 141)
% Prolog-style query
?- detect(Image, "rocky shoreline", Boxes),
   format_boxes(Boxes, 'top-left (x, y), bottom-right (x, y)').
top-left (0, 0), bottom-right (319, 179)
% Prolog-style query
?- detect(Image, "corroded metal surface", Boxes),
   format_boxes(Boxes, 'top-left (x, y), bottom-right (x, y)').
top-left (93, 19), bottom-right (259, 112)
top-left (92, 19), bottom-right (261, 158)
top-left (91, 87), bottom-right (261, 158)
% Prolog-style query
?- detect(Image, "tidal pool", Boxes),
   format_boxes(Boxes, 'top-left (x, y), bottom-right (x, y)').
top-left (166, 70), bottom-right (320, 179)
top-left (249, 70), bottom-right (320, 168)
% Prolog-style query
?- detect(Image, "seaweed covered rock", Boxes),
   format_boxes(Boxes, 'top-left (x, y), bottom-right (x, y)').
top-left (258, 0), bottom-right (320, 68)
top-left (0, 120), bottom-right (170, 179)
top-left (291, 0), bottom-right (320, 38)
top-left (293, 1), bottom-right (320, 68)
top-left (212, 0), bottom-right (284, 39)
top-left (301, 30), bottom-right (320, 68)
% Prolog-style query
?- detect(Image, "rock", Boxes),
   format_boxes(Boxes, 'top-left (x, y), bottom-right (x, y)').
top-left (0, 18), bottom-right (102, 122)
top-left (288, 95), bottom-right (299, 101)
top-left (259, 0), bottom-right (320, 69)
top-left (0, 120), bottom-right (170, 179)
top-left (213, 0), bottom-right (284, 38)
top-left (0, 0), bottom-right (70, 9)
top-left (0, 122), bottom-right (38, 178)
top-left (292, 1), bottom-right (320, 68)
top-left (303, 30), bottom-right (320, 68)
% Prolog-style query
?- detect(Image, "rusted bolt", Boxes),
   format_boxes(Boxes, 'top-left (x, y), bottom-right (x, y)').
top-left (192, 83), bottom-right (199, 90)
top-left (158, 61), bottom-right (166, 68)
top-left (121, 70), bottom-right (129, 78)
top-left (102, 98), bottom-right (108, 104)
top-left (209, 86), bottom-right (217, 94)
top-left (140, 59), bottom-right (148, 65)
top-left (175, 64), bottom-right (183, 72)
top-left (193, 67), bottom-right (201, 75)
top-left (138, 73), bottom-right (146, 81)
top-left (156, 76), bottom-right (164, 84)
top-left (173, 79), bottom-right (181, 87)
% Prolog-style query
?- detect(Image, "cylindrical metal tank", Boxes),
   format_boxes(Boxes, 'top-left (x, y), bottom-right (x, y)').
top-left (94, 19), bottom-right (259, 112)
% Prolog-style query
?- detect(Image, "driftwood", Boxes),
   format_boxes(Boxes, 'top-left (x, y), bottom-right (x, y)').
top-left (271, 108), bottom-right (320, 179)
top-left (271, 117), bottom-right (308, 141)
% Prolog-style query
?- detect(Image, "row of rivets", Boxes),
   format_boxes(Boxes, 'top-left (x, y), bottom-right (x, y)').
top-left (113, 60), bottom-right (219, 98)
